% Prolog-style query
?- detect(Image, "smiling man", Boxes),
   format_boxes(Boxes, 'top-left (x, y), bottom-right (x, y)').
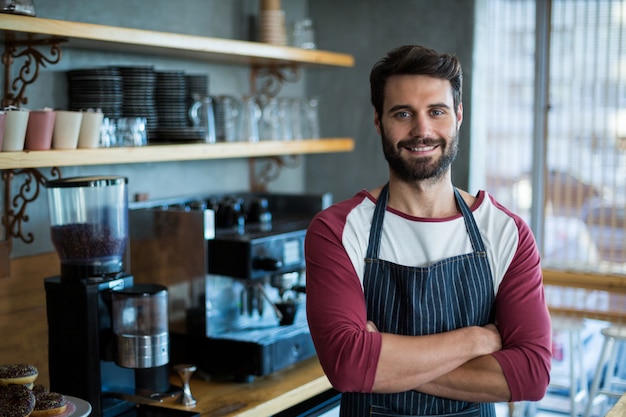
top-left (305, 45), bottom-right (552, 417)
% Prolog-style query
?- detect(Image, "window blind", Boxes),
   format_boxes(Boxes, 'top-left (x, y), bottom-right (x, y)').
top-left (485, 0), bottom-right (626, 275)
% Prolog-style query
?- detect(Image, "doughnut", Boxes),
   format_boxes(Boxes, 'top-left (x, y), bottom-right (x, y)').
top-left (0, 364), bottom-right (38, 386)
top-left (0, 383), bottom-right (36, 417)
top-left (32, 391), bottom-right (67, 417)
top-left (31, 384), bottom-right (48, 395)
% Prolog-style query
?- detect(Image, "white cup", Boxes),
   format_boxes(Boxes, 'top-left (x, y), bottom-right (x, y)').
top-left (78, 111), bottom-right (104, 148)
top-left (2, 109), bottom-right (30, 152)
top-left (52, 110), bottom-right (83, 149)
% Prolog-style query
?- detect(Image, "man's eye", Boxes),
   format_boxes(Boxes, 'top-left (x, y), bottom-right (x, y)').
top-left (395, 111), bottom-right (411, 119)
top-left (431, 109), bottom-right (445, 116)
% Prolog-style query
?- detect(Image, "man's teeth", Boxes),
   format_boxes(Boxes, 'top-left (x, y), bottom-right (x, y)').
top-left (410, 145), bottom-right (435, 151)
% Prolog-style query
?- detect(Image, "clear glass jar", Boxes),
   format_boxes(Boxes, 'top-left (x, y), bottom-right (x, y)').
top-left (292, 18), bottom-right (316, 49)
top-left (46, 176), bottom-right (129, 279)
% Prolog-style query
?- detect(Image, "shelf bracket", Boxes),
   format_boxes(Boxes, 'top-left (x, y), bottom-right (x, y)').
top-left (249, 156), bottom-right (301, 192)
top-left (2, 167), bottom-right (61, 245)
top-left (250, 64), bottom-right (301, 99)
top-left (247, 65), bottom-right (302, 191)
top-left (2, 36), bottom-right (66, 108)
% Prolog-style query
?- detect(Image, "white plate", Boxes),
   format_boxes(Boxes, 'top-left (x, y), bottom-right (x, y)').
top-left (62, 395), bottom-right (92, 417)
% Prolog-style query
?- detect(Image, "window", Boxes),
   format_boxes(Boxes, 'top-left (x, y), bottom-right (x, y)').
top-left (483, 0), bottom-right (626, 277)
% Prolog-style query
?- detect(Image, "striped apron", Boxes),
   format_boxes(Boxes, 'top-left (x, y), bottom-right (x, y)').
top-left (340, 184), bottom-right (496, 417)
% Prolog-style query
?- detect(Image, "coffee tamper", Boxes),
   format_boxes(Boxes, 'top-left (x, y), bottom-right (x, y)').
top-left (174, 364), bottom-right (197, 407)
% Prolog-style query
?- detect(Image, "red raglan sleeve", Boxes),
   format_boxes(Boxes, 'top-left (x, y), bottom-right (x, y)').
top-left (491, 215), bottom-right (552, 402)
top-left (305, 205), bottom-right (382, 393)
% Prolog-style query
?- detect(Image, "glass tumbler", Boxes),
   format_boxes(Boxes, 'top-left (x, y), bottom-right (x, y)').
top-left (237, 96), bottom-right (262, 142)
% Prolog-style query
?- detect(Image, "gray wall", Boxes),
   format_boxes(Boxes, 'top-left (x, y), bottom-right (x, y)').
top-left (3, 0), bottom-right (476, 257)
top-left (304, 0), bottom-right (476, 202)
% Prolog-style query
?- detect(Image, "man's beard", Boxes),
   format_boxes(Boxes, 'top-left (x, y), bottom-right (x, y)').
top-left (381, 123), bottom-right (459, 182)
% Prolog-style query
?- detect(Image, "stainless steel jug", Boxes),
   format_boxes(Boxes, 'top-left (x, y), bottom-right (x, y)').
top-left (0, 0), bottom-right (35, 16)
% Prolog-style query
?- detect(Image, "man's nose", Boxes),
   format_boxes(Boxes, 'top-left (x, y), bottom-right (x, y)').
top-left (409, 116), bottom-right (432, 137)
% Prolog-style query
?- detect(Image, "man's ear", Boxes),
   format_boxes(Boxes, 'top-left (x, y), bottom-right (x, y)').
top-left (374, 111), bottom-right (382, 135)
top-left (457, 103), bottom-right (463, 127)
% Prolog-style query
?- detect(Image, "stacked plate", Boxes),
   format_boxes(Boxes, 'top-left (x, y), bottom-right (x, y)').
top-left (68, 67), bottom-right (210, 144)
top-left (153, 71), bottom-right (204, 143)
top-left (186, 73), bottom-right (209, 99)
top-left (67, 68), bottom-right (123, 118)
top-left (186, 73), bottom-right (209, 120)
top-left (116, 66), bottom-right (158, 133)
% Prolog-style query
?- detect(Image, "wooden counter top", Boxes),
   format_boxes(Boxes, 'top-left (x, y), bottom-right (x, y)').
top-left (150, 357), bottom-right (332, 416)
top-left (123, 280), bottom-right (623, 417)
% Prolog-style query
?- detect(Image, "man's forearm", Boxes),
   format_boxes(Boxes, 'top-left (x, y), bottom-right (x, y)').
top-left (371, 325), bottom-right (501, 393)
top-left (415, 354), bottom-right (511, 402)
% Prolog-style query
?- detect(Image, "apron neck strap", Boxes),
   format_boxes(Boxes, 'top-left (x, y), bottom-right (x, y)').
top-left (366, 184), bottom-right (486, 259)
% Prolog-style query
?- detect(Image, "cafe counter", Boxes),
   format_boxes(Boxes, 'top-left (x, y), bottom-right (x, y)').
top-left (151, 357), bottom-right (334, 416)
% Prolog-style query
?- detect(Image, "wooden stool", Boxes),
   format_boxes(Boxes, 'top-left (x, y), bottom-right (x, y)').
top-left (583, 326), bottom-right (626, 417)
top-left (548, 316), bottom-right (588, 417)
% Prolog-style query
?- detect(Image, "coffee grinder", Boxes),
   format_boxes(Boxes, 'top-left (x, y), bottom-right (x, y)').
top-left (43, 176), bottom-right (171, 417)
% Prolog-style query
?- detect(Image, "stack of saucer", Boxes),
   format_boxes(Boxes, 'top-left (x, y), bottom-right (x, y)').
top-left (116, 66), bottom-right (158, 133)
top-left (152, 71), bottom-right (205, 143)
top-left (67, 68), bottom-right (123, 118)
top-left (259, 0), bottom-right (286, 45)
top-left (186, 73), bottom-right (209, 109)
top-left (186, 74), bottom-right (209, 99)
top-left (154, 70), bottom-right (188, 129)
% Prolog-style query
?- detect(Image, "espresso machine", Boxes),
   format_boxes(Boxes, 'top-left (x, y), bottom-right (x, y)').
top-left (129, 192), bottom-right (331, 382)
top-left (43, 176), bottom-right (196, 417)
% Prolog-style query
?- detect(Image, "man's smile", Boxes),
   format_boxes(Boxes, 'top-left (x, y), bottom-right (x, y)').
top-left (407, 144), bottom-right (437, 153)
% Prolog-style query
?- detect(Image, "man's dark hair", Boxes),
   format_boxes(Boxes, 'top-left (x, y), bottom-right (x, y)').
top-left (370, 45), bottom-right (463, 117)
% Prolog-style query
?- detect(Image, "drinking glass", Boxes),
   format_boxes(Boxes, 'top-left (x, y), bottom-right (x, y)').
top-left (214, 96), bottom-right (239, 142)
top-left (277, 98), bottom-right (293, 141)
top-left (260, 97), bottom-right (281, 141)
top-left (237, 96), bottom-right (262, 143)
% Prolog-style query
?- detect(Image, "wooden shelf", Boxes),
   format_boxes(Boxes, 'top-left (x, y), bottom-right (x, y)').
top-left (0, 16), bottom-right (355, 171)
top-left (0, 14), bottom-right (355, 67)
top-left (0, 138), bottom-right (355, 169)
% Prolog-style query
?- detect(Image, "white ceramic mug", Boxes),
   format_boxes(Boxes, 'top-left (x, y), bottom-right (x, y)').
top-left (52, 110), bottom-right (83, 149)
top-left (0, 112), bottom-right (7, 150)
top-left (78, 111), bottom-right (104, 148)
top-left (2, 109), bottom-right (30, 152)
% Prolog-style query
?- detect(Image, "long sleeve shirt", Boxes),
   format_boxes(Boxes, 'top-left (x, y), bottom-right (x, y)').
top-left (305, 189), bottom-right (552, 402)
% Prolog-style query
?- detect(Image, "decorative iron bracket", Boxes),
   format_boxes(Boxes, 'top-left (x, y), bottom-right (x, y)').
top-left (2, 167), bottom-right (61, 244)
top-left (248, 64), bottom-right (303, 191)
top-left (250, 64), bottom-right (301, 99)
top-left (249, 156), bottom-right (301, 192)
top-left (3, 37), bottom-right (66, 108)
